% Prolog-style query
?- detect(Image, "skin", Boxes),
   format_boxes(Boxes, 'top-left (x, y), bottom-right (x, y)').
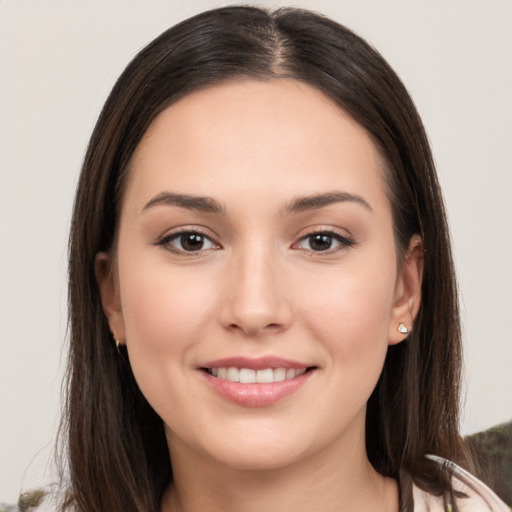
top-left (97, 79), bottom-right (423, 512)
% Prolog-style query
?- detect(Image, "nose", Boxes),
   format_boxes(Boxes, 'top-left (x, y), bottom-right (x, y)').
top-left (219, 245), bottom-right (293, 336)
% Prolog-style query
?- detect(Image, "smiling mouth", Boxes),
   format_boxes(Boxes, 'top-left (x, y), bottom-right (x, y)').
top-left (203, 367), bottom-right (316, 384)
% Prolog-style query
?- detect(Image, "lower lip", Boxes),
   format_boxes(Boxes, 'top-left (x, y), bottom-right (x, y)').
top-left (202, 370), bottom-right (314, 407)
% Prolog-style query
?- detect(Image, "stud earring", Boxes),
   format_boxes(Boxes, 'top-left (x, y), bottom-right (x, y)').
top-left (398, 323), bottom-right (409, 334)
top-left (113, 330), bottom-right (121, 353)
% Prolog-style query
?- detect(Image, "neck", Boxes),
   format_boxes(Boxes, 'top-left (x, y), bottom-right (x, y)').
top-left (161, 420), bottom-right (398, 512)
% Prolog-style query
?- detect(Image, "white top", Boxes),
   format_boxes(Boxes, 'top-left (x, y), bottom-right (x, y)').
top-left (413, 456), bottom-right (509, 511)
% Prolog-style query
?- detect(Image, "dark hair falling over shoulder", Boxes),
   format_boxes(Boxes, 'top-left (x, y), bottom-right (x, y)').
top-left (61, 5), bottom-right (480, 512)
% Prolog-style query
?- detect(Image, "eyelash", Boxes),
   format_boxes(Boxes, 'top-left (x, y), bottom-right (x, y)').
top-left (293, 229), bottom-right (356, 254)
top-left (156, 228), bottom-right (355, 255)
top-left (156, 228), bottom-right (219, 254)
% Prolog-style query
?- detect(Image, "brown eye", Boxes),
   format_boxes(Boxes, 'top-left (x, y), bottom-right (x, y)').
top-left (308, 234), bottom-right (334, 251)
top-left (180, 233), bottom-right (206, 251)
top-left (159, 230), bottom-right (218, 253)
top-left (295, 231), bottom-right (355, 252)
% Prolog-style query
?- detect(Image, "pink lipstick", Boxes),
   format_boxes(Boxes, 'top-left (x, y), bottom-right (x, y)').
top-left (200, 356), bottom-right (316, 407)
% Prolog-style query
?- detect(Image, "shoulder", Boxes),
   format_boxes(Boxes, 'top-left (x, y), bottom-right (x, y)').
top-left (413, 456), bottom-right (510, 511)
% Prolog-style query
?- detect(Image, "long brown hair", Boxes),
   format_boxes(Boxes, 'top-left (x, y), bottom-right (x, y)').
top-left (62, 6), bottom-right (475, 511)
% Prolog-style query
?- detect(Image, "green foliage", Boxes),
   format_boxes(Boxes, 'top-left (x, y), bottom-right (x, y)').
top-left (17, 490), bottom-right (46, 511)
top-left (467, 420), bottom-right (512, 507)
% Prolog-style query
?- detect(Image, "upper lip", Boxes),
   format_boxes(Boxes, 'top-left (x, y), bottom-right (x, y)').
top-left (201, 356), bottom-right (314, 370)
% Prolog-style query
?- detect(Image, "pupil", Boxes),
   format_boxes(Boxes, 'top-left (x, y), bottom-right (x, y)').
top-left (310, 234), bottom-right (332, 251)
top-left (181, 233), bottom-right (204, 251)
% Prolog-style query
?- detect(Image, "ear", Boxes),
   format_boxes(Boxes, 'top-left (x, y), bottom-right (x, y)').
top-left (95, 252), bottom-right (126, 344)
top-left (388, 235), bottom-right (424, 345)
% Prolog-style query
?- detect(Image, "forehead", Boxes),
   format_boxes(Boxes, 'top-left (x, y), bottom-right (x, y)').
top-left (125, 79), bottom-right (389, 214)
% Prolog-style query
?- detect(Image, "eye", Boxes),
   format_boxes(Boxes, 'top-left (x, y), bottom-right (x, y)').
top-left (294, 231), bottom-right (354, 252)
top-left (158, 230), bottom-right (218, 253)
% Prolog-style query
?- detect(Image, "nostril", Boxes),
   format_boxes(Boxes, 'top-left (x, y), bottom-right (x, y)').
top-left (226, 321), bottom-right (283, 334)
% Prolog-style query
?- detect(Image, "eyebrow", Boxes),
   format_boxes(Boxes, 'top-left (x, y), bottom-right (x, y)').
top-left (285, 191), bottom-right (373, 214)
top-left (142, 190), bottom-right (372, 216)
top-left (142, 192), bottom-right (225, 214)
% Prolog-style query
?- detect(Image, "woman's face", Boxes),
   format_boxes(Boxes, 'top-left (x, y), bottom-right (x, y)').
top-left (98, 79), bottom-right (422, 471)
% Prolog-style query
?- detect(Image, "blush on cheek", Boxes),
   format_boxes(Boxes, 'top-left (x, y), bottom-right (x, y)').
top-left (304, 275), bottom-right (393, 335)
top-left (299, 273), bottom-right (394, 397)
top-left (132, 310), bottom-right (190, 354)
top-left (121, 270), bottom-right (215, 354)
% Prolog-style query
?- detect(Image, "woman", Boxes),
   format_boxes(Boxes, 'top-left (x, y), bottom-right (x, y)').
top-left (51, 5), bottom-right (507, 512)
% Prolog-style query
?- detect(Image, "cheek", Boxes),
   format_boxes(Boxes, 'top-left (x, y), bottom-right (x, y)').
top-left (116, 256), bottom-right (221, 421)
top-left (117, 254), bottom-right (218, 371)
top-left (298, 261), bottom-right (396, 375)
top-left (303, 266), bottom-right (394, 330)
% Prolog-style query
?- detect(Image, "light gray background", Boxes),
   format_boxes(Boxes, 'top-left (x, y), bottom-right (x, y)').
top-left (1, 0), bottom-right (511, 503)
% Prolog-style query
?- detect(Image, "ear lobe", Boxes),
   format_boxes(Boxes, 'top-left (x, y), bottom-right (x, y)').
top-left (95, 252), bottom-right (126, 342)
top-left (388, 235), bottom-right (424, 345)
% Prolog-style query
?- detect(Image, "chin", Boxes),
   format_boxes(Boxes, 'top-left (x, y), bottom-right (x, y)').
top-left (212, 445), bottom-right (304, 472)
top-left (196, 426), bottom-right (323, 473)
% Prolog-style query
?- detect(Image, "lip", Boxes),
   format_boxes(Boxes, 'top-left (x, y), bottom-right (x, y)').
top-left (199, 356), bottom-right (316, 407)
top-left (201, 356), bottom-right (310, 370)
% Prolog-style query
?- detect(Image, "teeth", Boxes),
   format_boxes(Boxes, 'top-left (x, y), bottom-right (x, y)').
top-left (273, 368), bottom-right (286, 382)
top-left (209, 367), bottom-right (307, 383)
top-left (256, 368), bottom-right (273, 383)
top-left (226, 367), bottom-right (239, 382)
top-left (239, 368), bottom-right (255, 383)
